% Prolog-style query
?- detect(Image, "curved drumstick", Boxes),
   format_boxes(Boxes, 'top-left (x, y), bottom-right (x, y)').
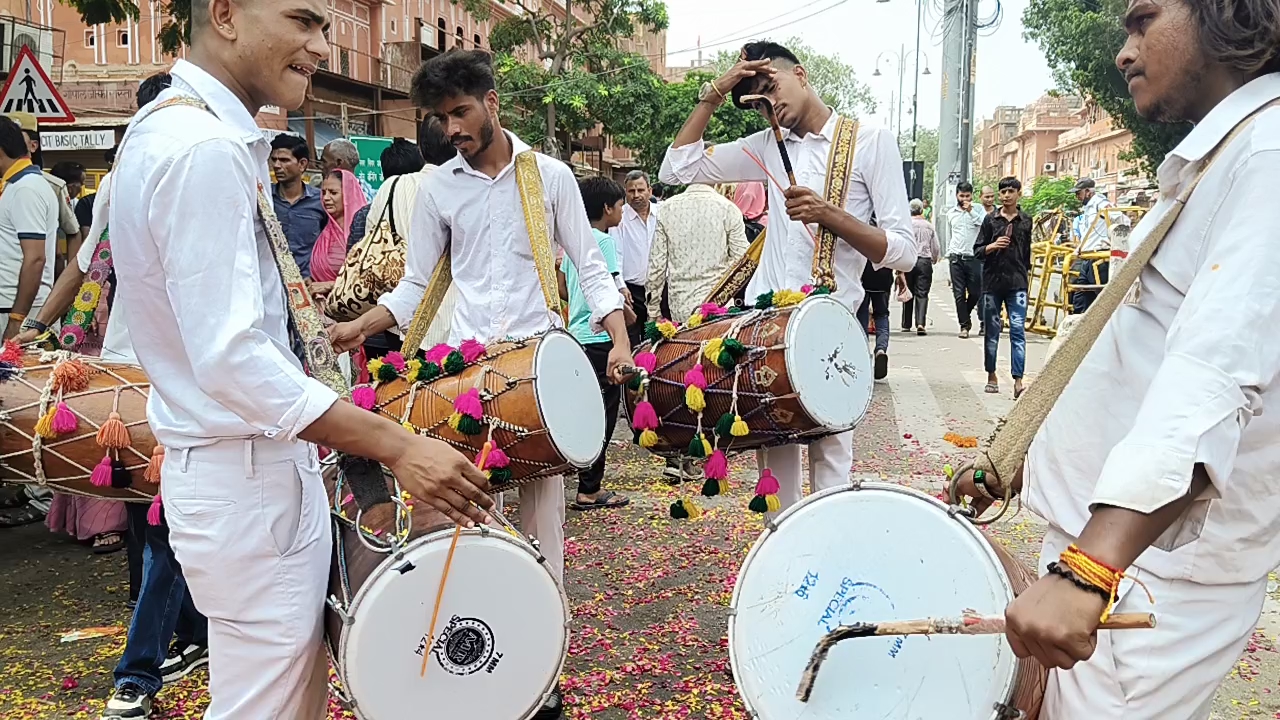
top-left (739, 94), bottom-right (796, 186)
top-left (795, 611), bottom-right (1156, 703)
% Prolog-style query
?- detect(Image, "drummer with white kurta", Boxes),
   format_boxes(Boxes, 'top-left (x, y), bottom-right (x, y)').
top-left (658, 40), bottom-right (916, 512)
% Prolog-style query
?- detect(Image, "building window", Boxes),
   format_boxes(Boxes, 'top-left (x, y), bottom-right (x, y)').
top-left (390, 18), bottom-right (397, 35)
top-left (437, 18), bottom-right (447, 50)
top-left (116, 30), bottom-right (130, 47)
top-left (456, 27), bottom-right (464, 48)
top-left (84, 30), bottom-right (95, 47)
top-left (474, 33), bottom-right (482, 48)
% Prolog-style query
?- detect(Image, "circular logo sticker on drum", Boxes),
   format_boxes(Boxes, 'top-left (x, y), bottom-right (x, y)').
top-left (432, 616), bottom-right (498, 676)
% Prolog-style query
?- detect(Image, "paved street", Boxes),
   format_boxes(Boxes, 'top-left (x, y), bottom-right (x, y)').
top-left (1, 280), bottom-right (1277, 719)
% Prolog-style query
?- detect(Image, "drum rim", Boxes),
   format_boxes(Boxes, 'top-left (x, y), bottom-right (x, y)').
top-left (334, 523), bottom-right (571, 720)
top-left (726, 480), bottom-right (1020, 720)
top-left (783, 296), bottom-right (873, 433)
top-left (533, 328), bottom-right (606, 471)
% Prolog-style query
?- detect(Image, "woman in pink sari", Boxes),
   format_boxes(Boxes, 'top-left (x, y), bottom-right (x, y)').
top-left (733, 182), bottom-right (768, 227)
top-left (308, 169), bottom-right (368, 294)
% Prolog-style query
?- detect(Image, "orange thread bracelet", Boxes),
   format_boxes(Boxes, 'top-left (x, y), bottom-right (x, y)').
top-left (1059, 544), bottom-right (1154, 623)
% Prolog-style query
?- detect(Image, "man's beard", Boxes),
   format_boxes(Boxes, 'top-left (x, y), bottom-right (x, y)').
top-left (461, 115), bottom-right (497, 159)
top-left (1141, 61), bottom-right (1207, 124)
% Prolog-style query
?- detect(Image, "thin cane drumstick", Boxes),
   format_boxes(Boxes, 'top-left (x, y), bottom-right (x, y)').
top-left (740, 93), bottom-right (796, 185)
top-left (420, 440), bottom-right (493, 678)
top-left (795, 611), bottom-right (1156, 702)
top-left (741, 148), bottom-right (819, 247)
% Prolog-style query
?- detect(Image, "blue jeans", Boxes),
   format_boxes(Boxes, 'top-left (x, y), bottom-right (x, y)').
top-left (856, 291), bottom-right (890, 354)
top-left (983, 290), bottom-right (1027, 379)
top-left (114, 507), bottom-right (207, 695)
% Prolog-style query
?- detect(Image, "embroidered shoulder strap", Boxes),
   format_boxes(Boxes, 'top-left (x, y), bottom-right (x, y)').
top-left (812, 115), bottom-right (858, 291)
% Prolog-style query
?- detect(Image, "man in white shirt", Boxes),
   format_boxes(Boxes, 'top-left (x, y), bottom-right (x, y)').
top-left (0, 116), bottom-right (57, 340)
top-left (611, 170), bottom-right (658, 347)
top-left (1069, 177), bottom-right (1115, 312)
top-left (946, 181), bottom-right (986, 338)
top-left (328, 49), bottom-right (630, 720)
top-left (108, 4), bottom-right (493, 718)
top-left (659, 40), bottom-right (915, 513)
top-left (955, 2), bottom-right (1280, 717)
top-left (647, 183), bottom-right (749, 323)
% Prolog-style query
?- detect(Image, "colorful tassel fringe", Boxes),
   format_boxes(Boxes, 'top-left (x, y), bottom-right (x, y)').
top-left (704, 450), bottom-right (728, 480)
top-left (638, 429), bottom-right (658, 448)
top-left (669, 497), bottom-right (703, 520)
top-left (90, 454), bottom-right (113, 487)
top-left (749, 468), bottom-right (782, 514)
top-left (34, 405), bottom-right (57, 439)
top-left (731, 415), bottom-right (750, 437)
top-left (701, 477), bottom-right (730, 498)
top-left (685, 385), bottom-right (706, 413)
top-left (351, 386), bottom-right (377, 410)
top-left (633, 401), bottom-right (659, 432)
top-left (144, 446), bottom-right (164, 483)
top-left (443, 351), bottom-right (466, 375)
top-left (0, 339), bottom-right (21, 364)
top-left (111, 457), bottom-right (131, 489)
top-left (423, 343), bottom-right (454, 365)
top-left (634, 352), bottom-right (658, 374)
top-left (383, 351), bottom-right (407, 372)
top-left (487, 447), bottom-right (510, 468)
top-left (453, 388), bottom-right (483, 419)
top-left (51, 402), bottom-right (78, 435)
top-left (715, 412), bottom-right (734, 439)
top-left (459, 339), bottom-right (487, 364)
top-left (416, 362), bottom-right (442, 383)
top-left (51, 359), bottom-right (91, 393)
top-left (96, 411), bottom-right (130, 449)
top-left (147, 494), bottom-right (163, 526)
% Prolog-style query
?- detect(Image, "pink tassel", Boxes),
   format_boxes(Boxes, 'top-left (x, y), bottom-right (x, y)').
top-left (459, 339), bottom-right (487, 364)
top-left (632, 401), bottom-right (659, 431)
top-left (351, 386), bottom-right (377, 410)
top-left (704, 450), bottom-right (728, 480)
top-left (683, 364), bottom-right (707, 390)
top-left (147, 494), bottom-right (163, 526)
top-left (486, 447), bottom-right (510, 468)
top-left (52, 402), bottom-right (78, 434)
top-left (801, 284), bottom-right (815, 294)
top-left (754, 468), bottom-right (780, 496)
top-left (635, 352), bottom-right (658, 374)
top-left (698, 302), bottom-right (727, 318)
top-left (452, 388), bottom-right (483, 419)
top-left (90, 455), bottom-right (113, 487)
top-left (424, 343), bottom-right (454, 365)
top-left (383, 351), bottom-right (407, 372)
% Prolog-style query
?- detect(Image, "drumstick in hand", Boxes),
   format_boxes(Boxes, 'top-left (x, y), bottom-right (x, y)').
top-left (421, 440), bottom-right (493, 678)
top-left (795, 611), bottom-right (1156, 702)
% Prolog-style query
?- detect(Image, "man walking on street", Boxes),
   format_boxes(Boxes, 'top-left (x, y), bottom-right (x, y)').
top-left (947, 181), bottom-right (986, 338)
top-left (975, 176), bottom-right (1032, 398)
top-left (1069, 177), bottom-right (1118, 313)
top-left (611, 170), bottom-right (657, 348)
top-left (271, 134), bottom-right (327, 278)
top-left (901, 198), bottom-right (939, 335)
top-left (857, 263), bottom-right (893, 380)
top-left (647, 183), bottom-right (749, 322)
top-left (980, 185), bottom-right (996, 215)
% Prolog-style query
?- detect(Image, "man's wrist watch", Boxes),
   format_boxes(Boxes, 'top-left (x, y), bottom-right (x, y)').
top-left (19, 317), bottom-right (47, 333)
top-left (698, 81), bottom-right (727, 106)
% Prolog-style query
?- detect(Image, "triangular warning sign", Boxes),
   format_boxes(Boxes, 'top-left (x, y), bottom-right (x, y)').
top-left (0, 46), bottom-right (74, 123)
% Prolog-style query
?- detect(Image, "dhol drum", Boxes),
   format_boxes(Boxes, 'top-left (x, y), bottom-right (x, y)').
top-left (324, 465), bottom-right (569, 720)
top-left (356, 329), bottom-right (604, 491)
top-left (624, 295), bottom-right (873, 454)
top-left (729, 482), bottom-right (1045, 720)
top-left (0, 350), bottom-right (156, 501)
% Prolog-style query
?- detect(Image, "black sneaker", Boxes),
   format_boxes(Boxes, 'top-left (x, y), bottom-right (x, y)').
top-left (159, 642), bottom-right (209, 683)
top-left (101, 683), bottom-right (152, 719)
top-left (874, 350), bottom-right (889, 380)
top-left (532, 685), bottom-right (563, 720)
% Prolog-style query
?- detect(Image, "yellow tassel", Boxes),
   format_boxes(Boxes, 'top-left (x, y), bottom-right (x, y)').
top-left (405, 359), bottom-right (422, 379)
top-left (35, 406), bottom-right (56, 439)
top-left (703, 338), bottom-right (725, 364)
top-left (717, 478), bottom-right (730, 496)
top-left (766, 494), bottom-right (781, 512)
top-left (367, 358), bottom-right (385, 375)
top-left (701, 436), bottom-right (713, 456)
top-left (657, 320), bottom-right (678, 338)
top-left (774, 289), bottom-right (806, 307)
top-left (447, 413), bottom-right (463, 431)
top-left (682, 498), bottom-right (704, 519)
top-left (639, 429), bottom-right (659, 448)
top-left (685, 385), bottom-right (706, 413)
top-left (687, 314), bottom-right (704, 328)
top-left (731, 416), bottom-right (750, 437)
top-left (402, 421), bottom-right (417, 433)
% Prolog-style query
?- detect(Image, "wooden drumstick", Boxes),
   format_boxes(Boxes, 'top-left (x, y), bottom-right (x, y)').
top-left (739, 94), bottom-right (796, 186)
top-left (795, 611), bottom-right (1156, 703)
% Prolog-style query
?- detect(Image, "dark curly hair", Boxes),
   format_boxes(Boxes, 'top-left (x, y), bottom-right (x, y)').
top-left (1188, 0), bottom-right (1280, 76)
top-left (411, 49), bottom-right (496, 109)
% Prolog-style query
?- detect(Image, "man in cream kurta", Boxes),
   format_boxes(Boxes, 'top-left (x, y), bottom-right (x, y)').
top-left (659, 40), bottom-right (915, 511)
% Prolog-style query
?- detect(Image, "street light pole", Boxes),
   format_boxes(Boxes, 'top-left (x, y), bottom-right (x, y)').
top-left (910, 0), bottom-right (923, 170)
top-left (896, 43), bottom-right (905, 139)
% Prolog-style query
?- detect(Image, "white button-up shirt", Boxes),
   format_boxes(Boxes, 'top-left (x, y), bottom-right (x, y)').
top-left (1072, 192), bottom-right (1115, 253)
top-left (110, 60), bottom-right (339, 449)
top-left (610, 202), bottom-right (658, 286)
top-left (379, 132), bottom-right (621, 345)
top-left (659, 110), bottom-right (916, 311)
top-left (1024, 73), bottom-right (1280, 584)
top-left (946, 204), bottom-right (986, 257)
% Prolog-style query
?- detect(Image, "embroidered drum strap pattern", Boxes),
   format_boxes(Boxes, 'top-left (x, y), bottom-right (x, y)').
top-left (703, 230), bottom-right (766, 308)
top-left (812, 115), bottom-right (858, 292)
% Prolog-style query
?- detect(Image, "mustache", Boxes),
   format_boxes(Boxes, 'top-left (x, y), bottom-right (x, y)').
top-left (1125, 68), bottom-right (1143, 83)
top-left (451, 135), bottom-right (473, 145)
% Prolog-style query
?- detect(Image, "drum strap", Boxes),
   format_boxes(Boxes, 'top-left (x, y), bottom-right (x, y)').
top-left (813, 115), bottom-right (858, 292)
top-left (975, 99), bottom-right (1280, 486)
top-left (400, 151), bottom-right (561, 359)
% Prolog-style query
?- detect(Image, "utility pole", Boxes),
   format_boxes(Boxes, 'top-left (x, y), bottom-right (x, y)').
top-left (933, 0), bottom-right (977, 247)
top-left (958, 0), bottom-right (979, 184)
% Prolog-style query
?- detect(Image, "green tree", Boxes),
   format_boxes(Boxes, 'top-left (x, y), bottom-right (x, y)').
top-left (899, 126), bottom-right (938, 197)
top-left (58, 0), bottom-right (188, 52)
top-left (1023, 0), bottom-right (1189, 176)
top-left (1022, 176), bottom-right (1081, 216)
top-left (712, 37), bottom-right (877, 118)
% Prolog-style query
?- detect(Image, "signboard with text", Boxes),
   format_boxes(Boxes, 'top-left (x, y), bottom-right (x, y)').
top-left (350, 135), bottom-right (392, 192)
top-left (41, 129), bottom-right (115, 151)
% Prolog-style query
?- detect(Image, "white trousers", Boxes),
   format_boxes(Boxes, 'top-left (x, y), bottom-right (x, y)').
top-left (163, 439), bottom-right (332, 720)
top-left (1038, 528), bottom-right (1267, 720)
top-left (755, 431), bottom-right (855, 516)
top-left (494, 475), bottom-right (566, 584)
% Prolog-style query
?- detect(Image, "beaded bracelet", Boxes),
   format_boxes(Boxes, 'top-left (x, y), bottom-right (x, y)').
top-left (1047, 561), bottom-right (1112, 604)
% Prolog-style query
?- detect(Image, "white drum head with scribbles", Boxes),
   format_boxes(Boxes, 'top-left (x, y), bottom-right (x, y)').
top-left (729, 483), bottom-right (1019, 720)
top-left (785, 296), bottom-right (873, 431)
top-left (536, 330), bottom-right (607, 468)
top-left (341, 528), bottom-right (568, 720)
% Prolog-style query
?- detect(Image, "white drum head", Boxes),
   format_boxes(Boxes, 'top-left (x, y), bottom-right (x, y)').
top-left (535, 331), bottom-right (606, 468)
top-left (341, 529), bottom-right (568, 720)
top-left (729, 483), bottom-right (1018, 720)
top-left (784, 296), bottom-right (873, 431)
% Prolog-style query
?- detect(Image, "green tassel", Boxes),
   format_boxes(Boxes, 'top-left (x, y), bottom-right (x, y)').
top-left (748, 495), bottom-right (769, 513)
top-left (375, 363), bottom-right (400, 383)
top-left (715, 413), bottom-right (735, 439)
top-left (456, 415), bottom-right (484, 435)
top-left (443, 351), bottom-right (466, 375)
top-left (722, 338), bottom-right (747, 360)
top-left (716, 350), bottom-right (736, 370)
top-left (416, 362), bottom-right (442, 383)
top-left (488, 467), bottom-right (513, 485)
top-left (701, 477), bottom-right (722, 497)
top-left (811, 285), bottom-right (833, 296)
top-left (644, 321), bottom-right (662, 344)
top-left (754, 291), bottom-right (775, 310)
top-left (669, 501), bottom-right (689, 519)
top-left (627, 374), bottom-right (644, 391)
top-left (728, 305), bottom-right (745, 315)
top-left (687, 435), bottom-right (707, 458)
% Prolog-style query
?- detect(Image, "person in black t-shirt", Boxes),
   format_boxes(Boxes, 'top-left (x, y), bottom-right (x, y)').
top-left (974, 176), bottom-right (1033, 398)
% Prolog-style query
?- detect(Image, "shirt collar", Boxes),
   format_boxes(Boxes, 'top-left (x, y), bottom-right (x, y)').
top-left (684, 184), bottom-right (716, 195)
top-left (1168, 73), bottom-right (1280, 164)
top-left (452, 130), bottom-right (531, 181)
top-left (3, 157), bottom-right (34, 184)
top-left (622, 202), bottom-right (656, 224)
top-left (169, 59), bottom-right (267, 146)
top-left (782, 107), bottom-right (839, 143)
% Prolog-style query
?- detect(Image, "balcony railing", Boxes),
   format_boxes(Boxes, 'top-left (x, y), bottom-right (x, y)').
top-left (318, 43), bottom-right (423, 95)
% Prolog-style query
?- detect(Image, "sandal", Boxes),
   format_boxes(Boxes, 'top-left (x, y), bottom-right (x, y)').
top-left (984, 383), bottom-right (1000, 394)
top-left (92, 531), bottom-right (125, 555)
top-left (1014, 386), bottom-right (1026, 400)
top-left (0, 503), bottom-right (45, 528)
top-left (570, 491), bottom-right (630, 512)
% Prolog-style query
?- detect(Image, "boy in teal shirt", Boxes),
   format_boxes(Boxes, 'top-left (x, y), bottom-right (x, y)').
top-left (559, 176), bottom-right (631, 511)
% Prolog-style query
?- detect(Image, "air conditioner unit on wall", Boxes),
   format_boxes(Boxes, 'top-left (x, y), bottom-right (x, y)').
top-left (0, 21), bottom-right (54, 70)
top-left (420, 21), bottom-right (438, 50)
top-left (1043, 162), bottom-right (1056, 173)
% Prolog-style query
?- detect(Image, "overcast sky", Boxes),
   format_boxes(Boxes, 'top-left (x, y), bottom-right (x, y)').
top-left (663, 0), bottom-right (1059, 133)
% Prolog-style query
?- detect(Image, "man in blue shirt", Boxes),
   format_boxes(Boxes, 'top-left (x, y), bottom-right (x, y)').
top-left (269, 134), bottom-right (327, 277)
top-left (559, 176), bottom-right (631, 511)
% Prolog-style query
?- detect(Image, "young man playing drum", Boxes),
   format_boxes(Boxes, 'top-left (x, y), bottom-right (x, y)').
top-left (328, 49), bottom-right (632, 719)
top-left (108, 2), bottom-right (495, 718)
top-left (955, 1), bottom-right (1280, 717)
top-left (658, 40), bottom-right (916, 512)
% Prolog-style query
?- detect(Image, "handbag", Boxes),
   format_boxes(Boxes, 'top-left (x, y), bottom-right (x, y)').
top-left (325, 176), bottom-right (405, 322)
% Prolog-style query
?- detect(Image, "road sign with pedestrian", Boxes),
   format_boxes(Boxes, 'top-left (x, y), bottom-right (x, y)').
top-left (0, 46), bottom-right (74, 123)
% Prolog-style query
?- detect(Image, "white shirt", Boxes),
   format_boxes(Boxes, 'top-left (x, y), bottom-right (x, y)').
top-left (379, 132), bottom-right (622, 345)
top-left (1072, 192), bottom-right (1115, 253)
top-left (659, 110), bottom-right (916, 311)
top-left (610, 202), bottom-right (657, 286)
top-left (0, 163), bottom-right (58, 314)
top-left (946, 204), bottom-right (986, 257)
top-left (74, 172), bottom-right (133, 362)
top-left (109, 60), bottom-right (339, 449)
top-left (647, 184), bottom-right (750, 321)
top-left (1023, 73), bottom-right (1280, 585)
